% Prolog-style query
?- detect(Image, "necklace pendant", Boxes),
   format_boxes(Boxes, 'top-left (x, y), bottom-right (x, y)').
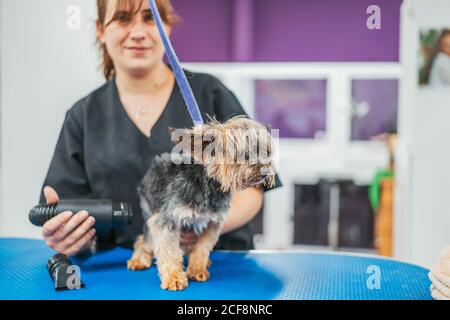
top-left (136, 105), bottom-right (148, 117)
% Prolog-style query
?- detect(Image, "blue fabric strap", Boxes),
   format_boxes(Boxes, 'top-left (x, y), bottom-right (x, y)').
top-left (149, 0), bottom-right (204, 127)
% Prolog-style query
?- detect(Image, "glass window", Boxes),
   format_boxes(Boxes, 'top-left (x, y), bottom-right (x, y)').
top-left (255, 80), bottom-right (327, 139)
top-left (351, 79), bottom-right (398, 141)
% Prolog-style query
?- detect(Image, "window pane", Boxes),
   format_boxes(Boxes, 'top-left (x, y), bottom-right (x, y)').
top-left (255, 80), bottom-right (327, 139)
top-left (351, 79), bottom-right (398, 141)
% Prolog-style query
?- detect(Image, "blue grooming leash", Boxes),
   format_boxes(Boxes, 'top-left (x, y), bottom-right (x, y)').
top-left (149, 0), bottom-right (204, 127)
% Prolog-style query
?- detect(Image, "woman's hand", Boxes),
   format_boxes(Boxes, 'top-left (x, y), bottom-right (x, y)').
top-left (41, 186), bottom-right (96, 257)
top-left (180, 231), bottom-right (199, 246)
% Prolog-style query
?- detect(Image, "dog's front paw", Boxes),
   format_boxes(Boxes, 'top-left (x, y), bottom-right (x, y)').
top-left (161, 271), bottom-right (189, 291)
top-left (187, 265), bottom-right (210, 282)
top-left (127, 259), bottom-right (151, 271)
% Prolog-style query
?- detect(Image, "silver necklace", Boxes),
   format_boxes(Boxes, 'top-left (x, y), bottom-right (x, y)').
top-left (132, 72), bottom-right (170, 119)
top-left (136, 105), bottom-right (148, 118)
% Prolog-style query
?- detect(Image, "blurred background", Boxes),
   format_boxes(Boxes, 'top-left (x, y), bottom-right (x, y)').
top-left (1, 0), bottom-right (449, 268)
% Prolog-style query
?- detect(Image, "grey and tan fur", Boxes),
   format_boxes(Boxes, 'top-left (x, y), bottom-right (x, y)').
top-left (127, 116), bottom-right (276, 291)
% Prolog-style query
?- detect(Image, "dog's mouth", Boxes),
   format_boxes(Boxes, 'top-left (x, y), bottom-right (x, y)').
top-left (244, 168), bottom-right (275, 189)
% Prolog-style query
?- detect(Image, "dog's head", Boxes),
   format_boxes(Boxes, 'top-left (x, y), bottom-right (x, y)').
top-left (170, 116), bottom-right (276, 192)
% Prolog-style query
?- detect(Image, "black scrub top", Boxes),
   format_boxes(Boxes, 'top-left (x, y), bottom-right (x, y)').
top-left (39, 69), bottom-right (282, 251)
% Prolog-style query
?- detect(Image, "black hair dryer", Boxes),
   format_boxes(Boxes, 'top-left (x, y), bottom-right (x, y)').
top-left (29, 199), bottom-right (134, 291)
top-left (29, 199), bottom-right (133, 231)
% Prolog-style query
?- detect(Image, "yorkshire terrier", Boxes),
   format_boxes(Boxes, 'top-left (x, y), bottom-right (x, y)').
top-left (127, 116), bottom-right (276, 291)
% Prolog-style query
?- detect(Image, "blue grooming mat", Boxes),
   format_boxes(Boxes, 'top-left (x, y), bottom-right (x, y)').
top-left (0, 238), bottom-right (431, 300)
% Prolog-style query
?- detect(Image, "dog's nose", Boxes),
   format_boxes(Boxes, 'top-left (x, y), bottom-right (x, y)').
top-left (260, 165), bottom-right (274, 176)
top-left (259, 165), bottom-right (275, 188)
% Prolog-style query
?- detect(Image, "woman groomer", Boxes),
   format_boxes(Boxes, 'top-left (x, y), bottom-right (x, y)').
top-left (39, 0), bottom-right (281, 257)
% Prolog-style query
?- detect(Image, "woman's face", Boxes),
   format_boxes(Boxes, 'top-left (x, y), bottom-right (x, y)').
top-left (97, 0), bottom-right (171, 76)
top-left (441, 34), bottom-right (450, 57)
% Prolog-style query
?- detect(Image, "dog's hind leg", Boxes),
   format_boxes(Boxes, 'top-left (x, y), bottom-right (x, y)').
top-left (127, 220), bottom-right (154, 271)
top-left (187, 222), bottom-right (223, 282)
top-left (149, 214), bottom-right (188, 291)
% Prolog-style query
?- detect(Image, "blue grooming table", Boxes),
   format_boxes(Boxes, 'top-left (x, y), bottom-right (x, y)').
top-left (0, 238), bottom-right (432, 300)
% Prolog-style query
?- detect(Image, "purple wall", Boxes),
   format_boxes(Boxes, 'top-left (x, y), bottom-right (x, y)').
top-left (170, 0), bottom-right (233, 62)
top-left (170, 0), bottom-right (402, 62)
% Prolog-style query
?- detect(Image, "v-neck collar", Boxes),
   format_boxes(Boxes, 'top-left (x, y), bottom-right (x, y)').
top-left (111, 75), bottom-right (177, 142)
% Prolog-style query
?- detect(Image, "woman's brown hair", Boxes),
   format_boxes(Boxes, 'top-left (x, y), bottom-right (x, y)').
top-left (96, 0), bottom-right (179, 80)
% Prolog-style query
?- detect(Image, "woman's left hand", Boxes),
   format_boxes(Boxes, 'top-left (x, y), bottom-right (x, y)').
top-left (180, 231), bottom-right (199, 246)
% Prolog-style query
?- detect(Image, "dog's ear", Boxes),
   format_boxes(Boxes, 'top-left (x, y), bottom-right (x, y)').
top-left (170, 125), bottom-right (219, 162)
top-left (170, 127), bottom-right (191, 146)
top-left (190, 126), bottom-right (218, 162)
